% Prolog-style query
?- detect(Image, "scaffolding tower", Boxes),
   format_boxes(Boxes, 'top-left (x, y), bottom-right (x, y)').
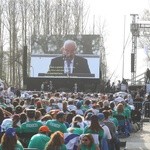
top-left (130, 14), bottom-right (150, 85)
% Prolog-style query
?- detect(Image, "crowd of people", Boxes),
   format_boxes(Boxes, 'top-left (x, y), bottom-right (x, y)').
top-left (0, 83), bottom-right (149, 150)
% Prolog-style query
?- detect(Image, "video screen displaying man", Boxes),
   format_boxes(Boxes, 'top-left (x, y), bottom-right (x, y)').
top-left (47, 40), bottom-right (92, 77)
top-left (31, 35), bottom-right (100, 78)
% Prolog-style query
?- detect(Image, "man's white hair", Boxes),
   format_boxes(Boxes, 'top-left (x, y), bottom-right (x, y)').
top-left (63, 40), bottom-right (77, 49)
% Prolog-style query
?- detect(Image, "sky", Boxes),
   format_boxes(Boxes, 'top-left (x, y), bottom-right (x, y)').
top-left (87, 0), bottom-right (150, 83)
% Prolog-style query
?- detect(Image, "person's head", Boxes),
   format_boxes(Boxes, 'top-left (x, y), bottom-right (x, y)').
top-left (81, 134), bottom-right (94, 148)
top-left (45, 131), bottom-right (64, 150)
top-left (103, 100), bottom-right (110, 108)
top-left (63, 40), bottom-right (77, 60)
top-left (84, 99), bottom-right (91, 106)
top-left (65, 113), bottom-right (74, 124)
top-left (20, 112), bottom-right (27, 124)
top-left (36, 101), bottom-right (42, 109)
top-left (38, 108), bottom-right (47, 116)
top-left (15, 105), bottom-right (23, 114)
top-left (103, 110), bottom-right (111, 119)
top-left (73, 115), bottom-right (84, 122)
top-left (116, 103), bottom-right (124, 113)
top-left (1, 128), bottom-right (18, 150)
top-left (20, 100), bottom-right (25, 106)
top-left (84, 112), bottom-right (93, 121)
top-left (76, 101), bottom-right (82, 109)
top-left (70, 110), bottom-right (76, 116)
top-left (72, 115), bottom-right (84, 128)
top-left (49, 109), bottom-right (60, 119)
top-left (62, 101), bottom-right (68, 110)
top-left (98, 100), bottom-right (103, 108)
top-left (39, 125), bottom-right (50, 135)
top-left (110, 101), bottom-right (115, 110)
top-left (90, 115), bottom-right (103, 132)
top-left (56, 111), bottom-right (66, 123)
top-left (26, 109), bottom-right (36, 119)
top-left (97, 113), bottom-right (105, 122)
top-left (12, 101), bottom-right (19, 108)
top-left (12, 114), bottom-right (20, 127)
top-left (5, 106), bottom-right (13, 114)
top-left (49, 98), bottom-right (55, 106)
top-left (41, 114), bottom-right (52, 122)
top-left (35, 110), bottom-right (42, 121)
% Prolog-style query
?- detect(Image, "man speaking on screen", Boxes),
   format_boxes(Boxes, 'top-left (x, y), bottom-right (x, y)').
top-left (47, 40), bottom-right (91, 76)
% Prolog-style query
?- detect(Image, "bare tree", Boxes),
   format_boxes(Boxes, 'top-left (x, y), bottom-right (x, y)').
top-left (0, 0), bottom-right (107, 88)
top-left (0, 0), bottom-right (4, 79)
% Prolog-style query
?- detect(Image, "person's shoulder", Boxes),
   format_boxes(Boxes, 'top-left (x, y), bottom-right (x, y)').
top-left (30, 133), bottom-right (38, 139)
top-left (20, 121), bottom-right (27, 126)
top-left (61, 144), bottom-right (67, 150)
top-left (32, 133), bottom-right (49, 139)
top-left (36, 121), bottom-right (43, 125)
top-left (74, 55), bottom-right (88, 63)
top-left (16, 140), bottom-right (24, 149)
top-left (46, 119), bottom-right (53, 124)
top-left (84, 125), bottom-right (89, 131)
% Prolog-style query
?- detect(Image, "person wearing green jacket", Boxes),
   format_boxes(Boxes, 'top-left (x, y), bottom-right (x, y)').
top-left (28, 125), bottom-right (51, 150)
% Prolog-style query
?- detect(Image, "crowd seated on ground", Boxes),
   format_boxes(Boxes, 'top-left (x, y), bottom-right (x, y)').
top-left (0, 86), bottom-right (148, 150)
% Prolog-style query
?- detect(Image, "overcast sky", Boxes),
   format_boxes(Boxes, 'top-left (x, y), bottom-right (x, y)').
top-left (87, 0), bottom-right (150, 83)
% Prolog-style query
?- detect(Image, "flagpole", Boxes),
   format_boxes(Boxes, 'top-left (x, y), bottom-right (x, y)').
top-left (122, 15), bottom-right (126, 80)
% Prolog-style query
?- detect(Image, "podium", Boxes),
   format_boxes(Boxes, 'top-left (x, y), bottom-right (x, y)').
top-left (38, 73), bottom-right (95, 78)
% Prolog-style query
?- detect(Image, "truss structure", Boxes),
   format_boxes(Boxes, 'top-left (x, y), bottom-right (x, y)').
top-left (130, 14), bottom-right (150, 85)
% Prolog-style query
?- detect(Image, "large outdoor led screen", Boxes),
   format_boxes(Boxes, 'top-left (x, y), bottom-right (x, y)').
top-left (30, 35), bottom-right (100, 79)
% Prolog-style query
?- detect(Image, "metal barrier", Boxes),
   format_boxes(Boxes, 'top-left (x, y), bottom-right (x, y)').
top-left (143, 101), bottom-right (150, 118)
top-left (132, 101), bottom-right (144, 129)
top-left (24, 149), bottom-right (38, 150)
top-left (133, 101), bottom-right (143, 112)
top-left (133, 101), bottom-right (150, 119)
